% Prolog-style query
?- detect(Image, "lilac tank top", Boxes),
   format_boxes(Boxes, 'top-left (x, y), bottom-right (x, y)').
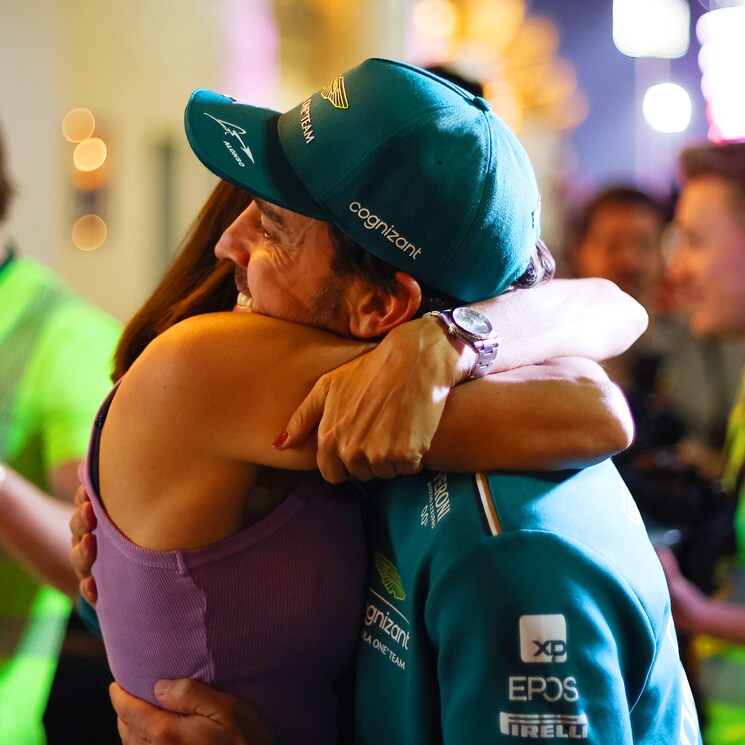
top-left (83, 384), bottom-right (366, 745)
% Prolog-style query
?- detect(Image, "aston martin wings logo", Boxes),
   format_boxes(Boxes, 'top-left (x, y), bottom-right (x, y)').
top-left (374, 552), bottom-right (406, 601)
top-left (203, 113), bottom-right (255, 163)
top-left (321, 76), bottom-right (349, 109)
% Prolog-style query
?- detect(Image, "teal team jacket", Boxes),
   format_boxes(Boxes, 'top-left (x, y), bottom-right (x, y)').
top-left (354, 461), bottom-right (701, 744)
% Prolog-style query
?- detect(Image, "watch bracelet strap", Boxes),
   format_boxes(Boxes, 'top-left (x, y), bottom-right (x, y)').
top-left (426, 310), bottom-right (498, 380)
top-left (468, 337), bottom-right (499, 379)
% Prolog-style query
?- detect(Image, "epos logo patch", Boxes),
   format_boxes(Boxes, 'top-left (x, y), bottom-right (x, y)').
top-left (520, 614), bottom-right (567, 663)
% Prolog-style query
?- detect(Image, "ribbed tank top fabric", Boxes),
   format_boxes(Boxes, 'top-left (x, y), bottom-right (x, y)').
top-left (82, 385), bottom-right (367, 745)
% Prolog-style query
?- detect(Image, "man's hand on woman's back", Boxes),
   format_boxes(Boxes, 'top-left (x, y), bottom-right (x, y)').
top-left (69, 484), bottom-right (98, 604)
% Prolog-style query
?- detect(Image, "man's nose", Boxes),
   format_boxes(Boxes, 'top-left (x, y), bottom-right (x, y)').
top-left (661, 228), bottom-right (689, 286)
top-left (214, 203), bottom-right (257, 266)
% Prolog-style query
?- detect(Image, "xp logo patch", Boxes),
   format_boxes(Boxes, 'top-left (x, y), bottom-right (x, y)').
top-left (520, 614), bottom-right (567, 663)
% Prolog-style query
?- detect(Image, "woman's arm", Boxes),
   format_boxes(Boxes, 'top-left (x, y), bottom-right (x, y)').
top-left (119, 311), bottom-right (631, 496)
top-left (279, 279), bottom-right (644, 481)
top-left (473, 278), bottom-right (648, 369)
top-left (428, 357), bottom-right (633, 472)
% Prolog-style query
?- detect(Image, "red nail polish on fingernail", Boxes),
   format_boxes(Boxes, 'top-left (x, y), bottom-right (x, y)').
top-left (272, 431), bottom-right (289, 448)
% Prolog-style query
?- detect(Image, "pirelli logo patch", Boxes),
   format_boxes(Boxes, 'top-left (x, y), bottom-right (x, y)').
top-left (500, 712), bottom-right (588, 739)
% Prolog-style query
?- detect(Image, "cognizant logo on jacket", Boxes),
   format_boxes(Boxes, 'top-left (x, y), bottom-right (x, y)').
top-left (360, 552), bottom-right (410, 671)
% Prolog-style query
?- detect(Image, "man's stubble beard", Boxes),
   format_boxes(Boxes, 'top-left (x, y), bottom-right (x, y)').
top-left (307, 272), bottom-right (349, 337)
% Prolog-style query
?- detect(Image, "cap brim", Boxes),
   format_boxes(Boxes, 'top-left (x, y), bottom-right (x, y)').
top-left (185, 89), bottom-right (327, 220)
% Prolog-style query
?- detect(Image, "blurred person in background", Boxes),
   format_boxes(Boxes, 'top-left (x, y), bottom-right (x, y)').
top-left (567, 185), bottom-right (743, 583)
top-left (0, 121), bottom-right (121, 742)
top-left (567, 184), bottom-right (745, 728)
top-left (659, 141), bottom-right (745, 745)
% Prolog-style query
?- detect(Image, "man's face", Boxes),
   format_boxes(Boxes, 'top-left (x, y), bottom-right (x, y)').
top-left (574, 203), bottom-right (663, 305)
top-left (215, 199), bottom-right (351, 335)
top-left (668, 175), bottom-right (745, 340)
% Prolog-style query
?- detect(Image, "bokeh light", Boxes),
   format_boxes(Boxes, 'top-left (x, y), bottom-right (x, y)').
top-left (613, 0), bottom-right (690, 58)
top-left (412, 0), bottom-right (459, 40)
top-left (72, 214), bottom-right (108, 251)
top-left (698, 0), bottom-right (745, 9)
top-left (697, 6), bottom-right (745, 140)
top-left (464, 0), bottom-right (525, 54)
top-left (73, 137), bottom-right (108, 172)
top-left (642, 83), bottom-right (692, 133)
top-left (62, 108), bottom-right (96, 143)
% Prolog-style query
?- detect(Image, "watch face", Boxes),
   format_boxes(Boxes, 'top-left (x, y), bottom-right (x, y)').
top-left (452, 307), bottom-right (492, 337)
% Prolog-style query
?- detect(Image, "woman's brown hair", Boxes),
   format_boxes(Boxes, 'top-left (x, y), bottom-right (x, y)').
top-left (112, 180), bottom-right (252, 379)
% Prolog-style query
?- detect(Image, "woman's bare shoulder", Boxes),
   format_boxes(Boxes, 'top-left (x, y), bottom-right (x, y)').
top-left (117, 312), bottom-right (364, 445)
top-left (137, 312), bottom-right (355, 374)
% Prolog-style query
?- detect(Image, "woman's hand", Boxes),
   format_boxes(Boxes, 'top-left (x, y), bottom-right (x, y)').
top-left (278, 317), bottom-right (470, 483)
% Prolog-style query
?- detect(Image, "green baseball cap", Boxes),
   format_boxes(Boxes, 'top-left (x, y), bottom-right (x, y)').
top-left (185, 57), bottom-right (541, 302)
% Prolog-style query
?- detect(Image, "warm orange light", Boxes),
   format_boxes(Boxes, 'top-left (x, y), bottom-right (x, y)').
top-left (73, 138), bottom-right (108, 172)
top-left (484, 79), bottom-right (522, 131)
top-left (62, 108), bottom-right (96, 143)
top-left (412, 0), bottom-right (459, 40)
top-left (72, 214), bottom-right (108, 251)
top-left (465, 0), bottom-right (526, 53)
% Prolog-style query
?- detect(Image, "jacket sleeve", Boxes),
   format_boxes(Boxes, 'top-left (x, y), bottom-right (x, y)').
top-left (426, 531), bottom-right (656, 744)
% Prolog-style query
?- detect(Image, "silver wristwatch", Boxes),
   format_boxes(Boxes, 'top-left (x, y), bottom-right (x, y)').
top-left (426, 307), bottom-right (499, 379)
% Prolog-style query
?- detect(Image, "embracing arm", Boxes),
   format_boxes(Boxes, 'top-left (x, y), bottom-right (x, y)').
top-left (280, 278), bottom-right (643, 481)
top-left (147, 313), bottom-right (632, 478)
top-left (102, 310), bottom-right (635, 546)
top-left (427, 357), bottom-right (633, 472)
top-left (472, 278), bottom-right (648, 370)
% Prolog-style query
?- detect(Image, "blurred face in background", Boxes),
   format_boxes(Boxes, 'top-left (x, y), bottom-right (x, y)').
top-left (574, 203), bottom-right (664, 307)
top-left (667, 175), bottom-right (745, 341)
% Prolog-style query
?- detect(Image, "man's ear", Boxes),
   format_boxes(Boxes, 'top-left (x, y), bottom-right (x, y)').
top-left (347, 272), bottom-right (422, 339)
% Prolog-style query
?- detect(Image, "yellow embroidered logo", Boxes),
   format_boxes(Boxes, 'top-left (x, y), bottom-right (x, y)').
top-left (321, 75), bottom-right (349, 109)
top-left (374, 552), bottom-right (406, 601)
